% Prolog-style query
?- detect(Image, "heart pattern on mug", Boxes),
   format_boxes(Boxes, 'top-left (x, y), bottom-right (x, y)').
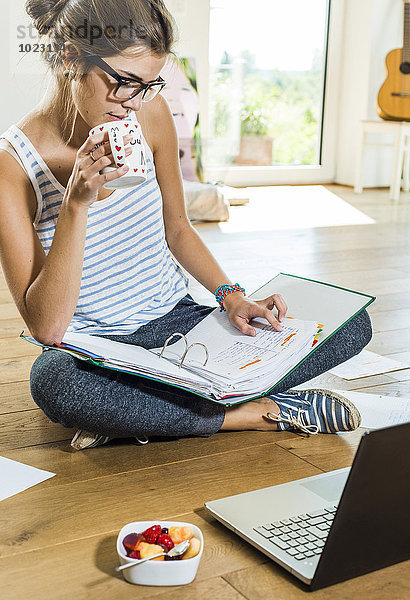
top-left (98, 121), bottom-right (147, 186)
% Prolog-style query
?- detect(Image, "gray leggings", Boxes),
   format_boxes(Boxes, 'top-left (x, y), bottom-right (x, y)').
top-left (30, 295), bottom-right (372, 439)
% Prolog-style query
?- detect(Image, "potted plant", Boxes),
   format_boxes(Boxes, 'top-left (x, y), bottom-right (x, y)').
top-left (234, 77), bottom-right (275, 166)
top-left (234, 105), bottom-right (273, 166)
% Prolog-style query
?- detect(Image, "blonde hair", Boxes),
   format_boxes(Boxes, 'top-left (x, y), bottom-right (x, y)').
top-left (25, 0), bottom-right (176, 141)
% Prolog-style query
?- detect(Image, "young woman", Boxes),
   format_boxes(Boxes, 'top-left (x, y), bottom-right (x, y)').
top-left (0, 0), bottom-right (372, 449)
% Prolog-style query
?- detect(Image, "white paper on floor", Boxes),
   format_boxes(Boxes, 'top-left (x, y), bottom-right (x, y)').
top-left (331, 390), bottom-right (410, 429)
top-left (0, 456), bottom-right (55, 501)
top-left (328, 349), bottom-right (409, 380)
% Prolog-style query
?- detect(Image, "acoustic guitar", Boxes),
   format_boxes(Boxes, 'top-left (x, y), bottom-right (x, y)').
top-left (378, 0), bottom-right (410, 121)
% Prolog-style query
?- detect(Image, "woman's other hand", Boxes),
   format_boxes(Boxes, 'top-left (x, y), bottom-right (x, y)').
top-left (223, 292), bottom-right (288, 336)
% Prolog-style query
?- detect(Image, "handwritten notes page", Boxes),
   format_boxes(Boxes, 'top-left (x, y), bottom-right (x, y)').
top-left (328, 349), bottom-right (410, 380)
top-left (158, 312), bottom-right (319, 389)
top-left (206, 319), bottom-right (316, 377)
top-left (330, 390), bottom-right (410, 429)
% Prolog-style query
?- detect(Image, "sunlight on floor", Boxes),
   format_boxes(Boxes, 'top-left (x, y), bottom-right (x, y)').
top-left (218, 185), bottom-right (375, 233)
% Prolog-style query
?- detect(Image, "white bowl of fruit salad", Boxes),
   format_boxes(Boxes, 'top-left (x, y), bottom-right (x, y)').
top-left (116, 520), bottom-right (204, 586)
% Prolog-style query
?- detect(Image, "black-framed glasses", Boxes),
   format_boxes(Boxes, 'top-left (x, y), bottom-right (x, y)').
top-left (84, 53), bottom-right (167, 102)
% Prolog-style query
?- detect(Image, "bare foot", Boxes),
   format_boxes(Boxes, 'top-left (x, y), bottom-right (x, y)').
top-left (220, 397), bottom-right (281, 431)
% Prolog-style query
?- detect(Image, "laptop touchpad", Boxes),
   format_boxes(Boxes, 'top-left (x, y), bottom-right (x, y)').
top-left (301, 471), bottom-right (349, 502)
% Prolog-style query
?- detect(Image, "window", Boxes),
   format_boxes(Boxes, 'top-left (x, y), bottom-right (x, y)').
top-left (206, 0), bottom-right (337, 185)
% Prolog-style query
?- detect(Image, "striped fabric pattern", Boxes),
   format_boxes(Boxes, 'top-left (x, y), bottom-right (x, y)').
top-left (266, 389), bottom-right (361, 433)
top-left (0, 124), bottom-right (188, 335)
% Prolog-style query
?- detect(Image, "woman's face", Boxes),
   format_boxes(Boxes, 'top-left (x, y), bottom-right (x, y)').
top-left (72, 46), bottom-right (167, 129)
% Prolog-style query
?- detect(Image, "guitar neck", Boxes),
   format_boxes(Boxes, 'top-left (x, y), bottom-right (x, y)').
top-left (404, 0), bottom-right (410, 62)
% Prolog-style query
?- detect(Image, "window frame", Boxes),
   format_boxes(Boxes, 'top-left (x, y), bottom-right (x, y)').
top-left (203, 0), bottom-right (344, 186)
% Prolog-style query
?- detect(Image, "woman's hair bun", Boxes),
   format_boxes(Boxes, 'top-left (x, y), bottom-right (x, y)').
top-left (25, 0), bottom-right (68, 36)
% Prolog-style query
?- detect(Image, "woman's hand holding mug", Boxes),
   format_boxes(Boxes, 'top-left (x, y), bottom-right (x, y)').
top-left (89, 116), bottom-right (148, 190)
top-left (65, 131), bottom-right (132, 208)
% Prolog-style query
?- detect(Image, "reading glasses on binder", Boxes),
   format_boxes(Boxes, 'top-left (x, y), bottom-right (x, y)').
top-left (159, 333), bottom-right (209, 368)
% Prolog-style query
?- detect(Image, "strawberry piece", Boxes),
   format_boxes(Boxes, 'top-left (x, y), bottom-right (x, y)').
top-left (122, 532), bottom-right (143, 553)
top-left (142, 524), bottom-right (162, 544)
top-left (128, 549), bottom-right (140, 559)
top-left (157, 533), bottom-right (174, 551)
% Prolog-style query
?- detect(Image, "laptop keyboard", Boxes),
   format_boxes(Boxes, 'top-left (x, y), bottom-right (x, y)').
top-left (254, 505), bottom-right (337, 561)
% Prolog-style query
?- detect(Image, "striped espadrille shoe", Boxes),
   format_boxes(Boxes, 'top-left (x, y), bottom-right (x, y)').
top-left (265, 389), bottom-right (361, 435)
top-left (70, 430), bottom-right (150, 450)
top-left (70, 430), bottom-right (111, 450)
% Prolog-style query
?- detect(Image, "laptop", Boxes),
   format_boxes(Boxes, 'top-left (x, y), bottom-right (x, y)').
top-left (205, 423), bottom-right (410, 590)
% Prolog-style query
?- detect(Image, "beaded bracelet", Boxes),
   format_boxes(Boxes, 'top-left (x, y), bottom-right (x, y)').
top-left (215, 283), bottom-right (246, 311)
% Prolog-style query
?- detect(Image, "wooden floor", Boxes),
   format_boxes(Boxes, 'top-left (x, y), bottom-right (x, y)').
top-left (1, 184), bottom-right (409, 599)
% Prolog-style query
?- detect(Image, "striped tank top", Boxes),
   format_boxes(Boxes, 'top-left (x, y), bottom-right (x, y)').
top-left (0, 124), bottom-right (188, 335)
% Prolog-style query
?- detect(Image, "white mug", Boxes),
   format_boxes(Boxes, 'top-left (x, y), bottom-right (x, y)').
top-left (89, 114), bottom-right (148, 190)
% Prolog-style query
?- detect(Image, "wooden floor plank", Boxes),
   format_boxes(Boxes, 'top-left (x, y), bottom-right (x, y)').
top-left (0, 317), bottom-right (27, 339)
top-left (387, 350), bottom-right (410, 363)
top-left (370, 307), bottom-right (410, 333)
top-left (0, 356), bottom-right (34, 384)
top-left (0, 381), bottom-right (36, 414)
top-left (0, 337), bottom-right (40, 360)
top-left (368, 328), bottom-right (410, 355)
top-left (0, 444), bottom-right (320, 558)
top-left (364, 291), bottom-right (410, 313)
top-left (0, 510), bottom-right (263, 600)
top-left (223, 560), bottom-right (410, 600)
top-left (349, 380), bottom-right (410, 397)
top-left (276, 428), bottom-right (364, 472)
top-left (2, 429), bottom-right (297, 484)
top-left (0, 303), bottom-right (21, 320)
top-left (0, 409), bottom-right (73, 450)
top-left (151, 578), bottom-right (246, 599)
top-left (201, 248), bottom-right (410, 281)
top-left (0, 289), bottom-right (13, 303)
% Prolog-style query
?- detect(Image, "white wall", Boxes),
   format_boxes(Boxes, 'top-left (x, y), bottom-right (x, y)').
top-left (0, 0), bottom-right (50, 134)
top-left (0, 0), bottom-right (210, 139)
top-left (335, 0), bottom-right (403, 187)
top-left (166, 0), bottom-right (210, 141)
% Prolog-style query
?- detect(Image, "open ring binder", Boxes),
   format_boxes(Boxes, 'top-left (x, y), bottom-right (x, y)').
top-left (179, 342), bottom-right (209, 369)
top-left (159, 332), bottom-right (188, 359)
top-left (19, 273), bottom-right (376, 406)
top-left (159, 333), bottom-right (209, 369)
